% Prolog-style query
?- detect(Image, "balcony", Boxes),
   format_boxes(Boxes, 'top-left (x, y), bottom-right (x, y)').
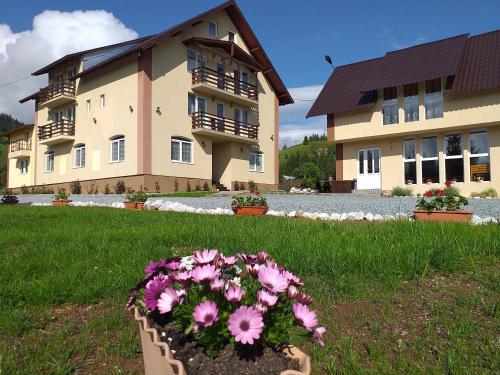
top-left (38, 120), bottom-right (75, 145)
top-left (38, 80), bottom-right (76, 108)
top-left (8, 139), bottom-right (31, 159)
top-left (192, 66), bottom-right (258, 107)
top-left (191, 112), bottom-right (258, 144)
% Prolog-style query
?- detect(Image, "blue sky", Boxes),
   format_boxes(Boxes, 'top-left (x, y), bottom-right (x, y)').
top-left (1, 0), bottom-right (499, 145)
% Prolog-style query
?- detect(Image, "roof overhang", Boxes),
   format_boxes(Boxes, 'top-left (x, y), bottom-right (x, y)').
top-left (0, 124), bottom-right (34, 137)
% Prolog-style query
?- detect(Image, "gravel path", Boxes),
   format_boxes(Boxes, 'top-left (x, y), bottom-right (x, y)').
top-left (14, 194), bottom-right (500, 217)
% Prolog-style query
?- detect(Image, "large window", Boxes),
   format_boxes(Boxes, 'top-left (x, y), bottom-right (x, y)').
top-left (382, 86), bottom-right (398, 125)
top-left (45, 151), bottom-right (54, 172)
top-left (171, 138), bottom-right (192, 164)
top-left (403, 139), bottom-right (416, 184)
top-left (425, 78), bottom-right (443, 119)
top-left (110, 136), bottom-right (125, 163)
top-left (403, 83), bottom-right (419, 122)
top-left (249, 152), bottom-right (263, 172)
top-left (444, 134), bottom-right (463, 182)
top-left (188, 94), bottom-right (206, 115)
top-left (421, 136), bottom-right (439, 183)
top-left (208, 21), bottom-right (218, 38)
top-left (19, 159), bottom-right (28, 175)
top-left (74, 144), bottom-right (85, 168)
top-left (187, 50), bottom-right (207, 72)
top-left (469, 131), bottom-right (490, 182)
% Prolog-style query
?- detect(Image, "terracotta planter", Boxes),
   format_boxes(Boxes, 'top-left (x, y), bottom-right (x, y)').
top-left (135, 202), bottom-right (145, 210)
top-left (133, 307), bottom-right (310, 375)
top-left (124, 201), bottom-right (136, 209)
top-left (52, 199), bottom-right (72, 206)
top-left (413, 210), bottom-right (473, 223)
top-left (232, 206), bottom-right (269, 216)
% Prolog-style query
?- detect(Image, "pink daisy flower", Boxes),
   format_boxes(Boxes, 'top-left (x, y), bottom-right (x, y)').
top-left (157, 287), bottom-right (179, 314)
top-left (191, 264), bottom-right (220, 283)
top-left (258, 266), bottom-right (289, 293)
top-left (193, 249), bottom-right (218, 265)
top-left (287, 285), bottom-right (298, 299)
top-left (256, 252), bottom-right (269, 263)
top-left (296, 291), bottom-right (313, 305)
top-left (210, 278), bottom-right (225, 292)
top-left (292, 303), bottom-right (318, 330)
top-left (225, 286), bottom-right (245, 303)
top-left (176, 288), bottom-right (187, 304)
top-left (313, 327), bottom-right (326, 346)
top-left (257, 289), bottom-right (278, 307)
top-left (246, 264), bottom-right (261, 278)
top-left (228, 306), bottom-right (264, 345)
top-left (174, 271), bottom-right (192, 287)
top-left (223, 255), bottom-right (238, 266)
top-left (144, 274), bottom-right (172, 311)
top-left (254, 303), bottom-right (268, 314)
top-left (193, 300), bottom-right (218, 328)
top-left (281, 270), bottom-right (304, 286)
top-left (238, 253), bottom-right (257, 265)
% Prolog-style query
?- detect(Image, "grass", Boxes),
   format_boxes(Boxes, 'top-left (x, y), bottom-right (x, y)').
top-left (147, 191), bottom-right (216, 198)
top-left (0, 206), bottom-right (498, 374)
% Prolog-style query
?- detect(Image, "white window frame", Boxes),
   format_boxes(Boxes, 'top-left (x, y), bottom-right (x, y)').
top-left (208, 20), bottom-right (218, 38)
top-left (249, 151), bottom-right (263, 172)
top-left (444, 133), bottom-right (463, 182)
top-left (421, 136), bottom-right (439, 183)
top-left (45, 152), bottom-right (54, 173)
top-left (425, 90), bottom-right (443, 119)
top-left (171, 138), bottom-right (193, 164)
top-left (19, 159), bottom-right (28, 175)
top-left (403, 94), bottom-right (419, 122)
top-left (86, 99), bottom-right (91, 112)
top-left (188, 94), bottom-right (207, 115)
top-left (357, 148), bottom-right (380, 175)
top-left (228, 30), bottom-right (236, 43)
top-left (187, 49), bottom-right (208, 72)
top-left (110, 136), bottom-right (125, 163)
top-left (403, 138), bottom-right (416, 184)
top-left (382, 98), bottom-right (398, 125)
top-left (74, 145), bottom-right (86, 168)
top-left (100, 94), bottom-right (105, 108)
top-left (469, 130), bottom-right (490, 182)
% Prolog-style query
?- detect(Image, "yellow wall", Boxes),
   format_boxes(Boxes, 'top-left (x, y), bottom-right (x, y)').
top-left (7, 129), bottom-right (35, 188)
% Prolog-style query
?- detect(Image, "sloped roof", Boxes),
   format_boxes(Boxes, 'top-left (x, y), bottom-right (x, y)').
top-left (308, 29), bottom-right (500, 118)
top-left (0, 124), bottom-right (34, 137)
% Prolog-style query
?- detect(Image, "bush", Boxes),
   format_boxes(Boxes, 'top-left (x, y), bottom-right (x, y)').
top-left (155, 181), bottom-right (161, 193)
top-left (239, 182), bottom-right (246, 191)
top-left (69, 180), bottom-right (81, 195)
top-left (186, 181), bottom-right (192, 192)
top-left (174, 179), bottom-right (179, 192)
top-left (471, 188), bottom-right (498, 198)
top-left (87, 182), bottom-right (97, 195)
top-left (114, 180), bottom-right (126, 194)
top-left (20, 185), bottom-right (29, 194)
top-left (195, 183), bottom-right (202, 191)
top-left (391, 186), bottom-right (413, 197)
top-left (248, 180), bottom-right (257, 192)
top-left (203, 181), bottom-right (210, 191)
top-left (103, 184), bottom-right (111, 194)
top-left (416, 181), bottom-right (467, 212)
top-left (233, 181), bottom-right (239, 191)
top-left (293, 162), bottom-right (323, 189)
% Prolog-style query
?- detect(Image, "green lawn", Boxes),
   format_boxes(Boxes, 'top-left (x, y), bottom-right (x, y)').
top-left (0, 206), bottom-right (498, 374)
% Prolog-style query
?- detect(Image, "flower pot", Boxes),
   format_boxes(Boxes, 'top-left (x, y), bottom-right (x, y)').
top-left (133, 307), bottom-right (311, 375)
top-left (52, 199), bottom-right (72, 206)
top-left (232, 206), bottom-right (269, 216)
top-left (124, 201), bottom-right (136, 209)
top-left (413, 210), bottom-right (473, 223)
top-left (136, 202), bottom-right (145, 210)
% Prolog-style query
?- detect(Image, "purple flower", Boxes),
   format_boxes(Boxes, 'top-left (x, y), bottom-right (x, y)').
top-left (225, 286), bottom-right (245, 303)
top-left (258, 266), bottom-right (289, 293)
top-left (193, 249), bottom-right (219, 265)
top-left (144, 274), bottom-right (172, 311)
top-left (176, 288), bottom-right (187, 304)
top-left (174, 271), bottom-right (192, 287)
top-left (191, 264), bottom-right (220, 283)
top-left (292, 303), bottom-right (318, 330)
top-left (257, 289), bottom-right (278, 307)
top-left (210, 278), bottom-right (225, 292)
top-left (157, 287), bottom-right (179, 314)
top-left (223, 255), bottom-right (238, 266)
top-left (246, 264), bottom-right (260, 278)
top-left (228, 306), bottom-right (264, 345)
top-left (256, 252), bottom-right (269, 263)
top-left (312, 327), bottom-right (326, 346)
top-left (144, 258), bottom-right (180, 276)
top-left (254, 303), bottom-right (268, 314)
top-left (281, 270), bottom-right (304, 286)
top-left (238, 253), bottom-right (257, 265)
top-left (287, 285), bottom-right (298, 299)
top-left (296, 291), bottom-right (313, 305)
top-left (193, 300), bottom-right (218, 328)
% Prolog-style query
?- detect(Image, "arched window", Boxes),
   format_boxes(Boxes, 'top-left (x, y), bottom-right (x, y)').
top-left (171, 137), bottom-right (192, 163)
top-left (110, 135), bottom-right (125, 162)
top-left (74, 143), bottom-right (85, 168)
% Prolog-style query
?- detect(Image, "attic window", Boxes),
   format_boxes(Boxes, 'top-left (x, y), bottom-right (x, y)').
top-left (382, 86), bottom-right (398, 125)
top-left (425, 79), bottom-right (443, 119)
top-left (209, 21), bottom-right (218, 38)
top-left (403, 83), bottom-right (419, 122)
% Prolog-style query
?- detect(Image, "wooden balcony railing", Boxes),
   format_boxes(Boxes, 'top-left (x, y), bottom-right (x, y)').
top-left (192, 66), bottom-right (258, 101)
top-left (192, 112), bottom-right (259, 139)
top-left (38, 120), bottom-right (75, 141)
top-left (10, 139), bottom-right (32, 152)
top-left (39, 80), bottom-right (76, 105)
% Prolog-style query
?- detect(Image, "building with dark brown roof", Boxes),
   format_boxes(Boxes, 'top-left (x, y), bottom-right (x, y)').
top-left (308, 30), bottom-right (500, 196)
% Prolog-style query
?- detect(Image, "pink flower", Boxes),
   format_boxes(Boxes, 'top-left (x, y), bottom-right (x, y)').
top-left (144, 258), bottom-right (180, 276)
top-left (281, 270), bottom-right (304, 286)
top-left (210, 278), bottom-right (225, 292)
top-left (265, 259), bottom-right (278, 268)
top-left (257, 289), bottom-right (278, 307)
top-left (238, 253), bottom-right (257, 265)
top-left (287, 285), bottom-right (298, 299)
top-left (193, 300), bottom-right (218, 328)
top-left (312, 327), bottom-right (326, 346)
top-left (292, 303), bottom-right (318, 330)
top-left (176, 288), bottom-right (187, 304)
top-left (228, 306), bottom-right (264, 345)
top-left (191, 264), bottom-right (220, 283)
top-left (193, 249), bottom-right (219, 265)
top-left (258, 266), bottom-right (289, 293)
top-left (144, 274), bottom-right (172, 311)
top-left (254, 303), bottom-right (268, 314)
top-left (174, 271), bottom-right (192, 287)
top-left (296, 291), bottom-right (313, 305)
top-left (256, 252), bottom-right (269, 263)
top-left (225, 286), bottom-right (245, 303)
top-left (246, 264), bottom-right (260, 278)
top-left (157, 287), bottom-right (179, 314)
top-left (223, 256), bottom-right (238, 266)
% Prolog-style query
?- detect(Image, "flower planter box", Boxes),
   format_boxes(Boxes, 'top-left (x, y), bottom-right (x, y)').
top-left (52, 199), bottom-right (72, 206)
top-left (135, 202), bottom-right (145, 210)
top-left (232, 206), bottom-right (269, 216)
top-left (413, 210), bottom-right (473, 223)
top-left (124, 201), bottom-right (136, 209)
top-left (133, 307), bottom-right (310, 375)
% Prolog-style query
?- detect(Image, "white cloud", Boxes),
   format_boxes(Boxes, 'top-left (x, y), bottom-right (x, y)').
top-left (0, 10), bottom-right (138, 123)
top-left (279, 85), bottom-right (325, 147)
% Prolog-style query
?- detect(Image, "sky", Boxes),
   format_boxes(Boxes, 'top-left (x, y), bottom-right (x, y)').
top-left (1, 0), bottom-right (499, 146)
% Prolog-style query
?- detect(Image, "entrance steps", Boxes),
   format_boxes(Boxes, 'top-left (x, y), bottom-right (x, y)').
top-left (213, 181), bottom-right (229, 192)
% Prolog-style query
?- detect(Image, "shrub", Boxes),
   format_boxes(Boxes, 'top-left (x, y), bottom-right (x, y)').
top-left (69, 180), bottom-right (81, 195)
top-left (233, 181), bottom-right (240, 191)
top-left (174, 179), bottom-right (179, 192)
top-left (54, 188), bottom-right (70, 201)
top-left (87, 182), bottom-right (97, 195)
top-left (203, 181), bottom-right (210, 191)
top-left (186, 181), bottom-right (192, 192)
top-left (293, 162), bottom-right (323, 189)
top-left (415, 181), bottom-right (467, 212)
top-left (195, 183), bottom-right (202, 191)
top-left (127, 250), bottom-right (326, 356)
top-left (232, 191), bottom-right (267, 207)
top-left (239, 182), bottom-right (246, 191)
top-left (127, 190), bottom-right (148, 202)
top-left (471, 188), bottom-right (498, 198)
top-left (248, 180), bottom-right (257, 192)
top-left (155, 181), bottom-right (161, 193)
top-left (20, 185), bottom-right (29, 194)
top-left (103, 184), bottom-right (111, 194)
top-left (391, 186), bottom-right (413, 197)
top-left (114, 180), bottom-right (126, 194)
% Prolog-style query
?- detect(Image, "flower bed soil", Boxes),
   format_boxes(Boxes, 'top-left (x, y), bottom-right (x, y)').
top-left (151, 318), bottom-right (300, 375)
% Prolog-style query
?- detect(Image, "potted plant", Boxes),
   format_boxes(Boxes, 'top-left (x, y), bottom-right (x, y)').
top-left (232, 191), bottom-right (268, 216)
top-left (124, 190), bottom-right (136, 209)
top-left (413, 180), bottom-right (471, 222)
top-left (52, 188), bottom-right (72, 206)
top-left (127, 250), bottom-right (325, 375)
top-left (1, 191), bottom-right (19, 205)
top-left (133, 190), bottom-right (148, 210)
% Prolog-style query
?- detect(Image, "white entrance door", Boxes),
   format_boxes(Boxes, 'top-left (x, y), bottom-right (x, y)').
top-left (357, 148), bottom-right (381, 189)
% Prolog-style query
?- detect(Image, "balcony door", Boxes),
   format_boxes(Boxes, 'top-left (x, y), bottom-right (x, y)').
top-left (217, 63), bottom-right (225, 89)
top-left (53, 110), bottom-right (63, 129)
top-left (216, 103), bottom-right (225, 131)
top-left (357, 148), bottom-right (381, 189)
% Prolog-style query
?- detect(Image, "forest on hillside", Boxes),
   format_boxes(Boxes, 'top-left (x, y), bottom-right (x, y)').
top-left (1, 113), bottom-right (25, 190)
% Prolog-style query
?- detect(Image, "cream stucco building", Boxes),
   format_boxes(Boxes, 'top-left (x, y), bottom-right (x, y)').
top-left (7, 1), bottom-right (292, 192)
top-left (308, 30), bottom-right (500, 196)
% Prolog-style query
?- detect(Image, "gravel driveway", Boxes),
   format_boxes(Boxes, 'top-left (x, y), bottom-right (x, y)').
top-left (14, 193), bottom-right (500, 217)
